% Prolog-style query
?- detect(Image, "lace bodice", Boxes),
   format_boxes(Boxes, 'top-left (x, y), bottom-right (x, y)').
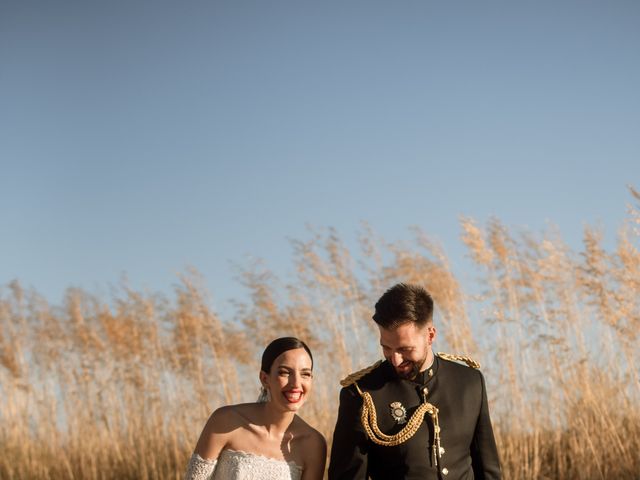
top-left (185, 449), bottom-right (303, 480)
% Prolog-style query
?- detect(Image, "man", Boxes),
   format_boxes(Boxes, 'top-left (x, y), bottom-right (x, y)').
top-left (328, 283), bottom-right (501, 479)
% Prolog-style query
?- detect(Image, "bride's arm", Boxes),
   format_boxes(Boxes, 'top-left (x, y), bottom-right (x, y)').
top-left (184, 454), bottom-right (217, 480)
top-left (301, 430), bottom-right (327, 480)
top-left (184, 406), bottom-right (235, 480)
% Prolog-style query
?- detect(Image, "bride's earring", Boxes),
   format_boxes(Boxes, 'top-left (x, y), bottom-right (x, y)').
top-left (257, 386), bottom-right (271, 403)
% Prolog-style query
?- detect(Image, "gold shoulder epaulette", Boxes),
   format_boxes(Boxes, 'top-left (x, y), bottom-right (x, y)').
top-left (339, 360), bottom-right (384, 387)
top-left (437, 352), bottom-right (480, 369)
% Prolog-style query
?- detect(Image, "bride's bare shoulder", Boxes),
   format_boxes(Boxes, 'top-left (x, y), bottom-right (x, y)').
top-left (293, 416), bottom-right (327, 448)
top-left (208, 403), bottom-right (258, 430)
top-left (292, 416), bottom-right (327, 474)
top-left (194, 403), bottom-right (259, 458)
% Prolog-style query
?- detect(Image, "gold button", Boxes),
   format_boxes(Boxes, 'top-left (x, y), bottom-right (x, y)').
top-left (422, 387), bottom-right (429, 395)
top-left (442, 467), bottom-right (449, 475)
top-left (439, 447), bottom-right (446, 455)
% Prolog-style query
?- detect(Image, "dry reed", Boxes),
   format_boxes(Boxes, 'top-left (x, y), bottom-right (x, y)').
top-left (1, 189), bottom-right (639, 479)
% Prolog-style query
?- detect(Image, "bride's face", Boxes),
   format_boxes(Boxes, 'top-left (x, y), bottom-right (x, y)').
top-left (260, 348), bottom-right (313, 412)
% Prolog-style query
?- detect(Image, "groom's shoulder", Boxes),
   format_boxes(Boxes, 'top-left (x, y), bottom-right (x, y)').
top-left (339, 359), bottom-right (389, 391)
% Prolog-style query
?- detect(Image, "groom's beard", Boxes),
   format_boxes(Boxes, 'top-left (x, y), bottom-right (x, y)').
top-left (392, 349), bottom-right (429, 380)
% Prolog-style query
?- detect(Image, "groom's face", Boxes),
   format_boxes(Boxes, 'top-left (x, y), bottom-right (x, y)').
top-left (379, 321), bottom-right (436, 380)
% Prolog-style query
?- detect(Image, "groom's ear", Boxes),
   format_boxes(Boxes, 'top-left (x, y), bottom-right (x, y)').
top-left (426, 325), bottom-right (436, 344)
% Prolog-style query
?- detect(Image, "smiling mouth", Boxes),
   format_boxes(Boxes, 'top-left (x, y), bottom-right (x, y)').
top-left (283, 391), bottom-right (303, 403)
top-left (395, 362), bottom-right (417, 379)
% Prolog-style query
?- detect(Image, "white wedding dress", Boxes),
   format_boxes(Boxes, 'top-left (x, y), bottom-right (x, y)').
top-left (184, 449), bottom-right (303, 480)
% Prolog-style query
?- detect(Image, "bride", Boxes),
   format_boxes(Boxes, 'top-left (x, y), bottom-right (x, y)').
top-left (184, 337), bottom-right (327, 479)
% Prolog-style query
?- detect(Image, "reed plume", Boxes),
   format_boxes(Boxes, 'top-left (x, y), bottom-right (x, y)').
top-left (1, 189), bottom-right (638, 479)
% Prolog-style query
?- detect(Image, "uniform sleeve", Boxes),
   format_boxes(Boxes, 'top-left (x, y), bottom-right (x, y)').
top-left (471, 371), bottom-right (502, 479)
top-left (327, 386), bottom-right (369, 480)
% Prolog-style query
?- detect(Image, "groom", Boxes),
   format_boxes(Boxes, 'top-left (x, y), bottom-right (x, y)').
top-left (328, 283), bottom-right (501, 479)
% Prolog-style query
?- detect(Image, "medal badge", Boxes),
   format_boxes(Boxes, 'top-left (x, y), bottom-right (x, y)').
top-left (389, 401), bottom-right (407, 424)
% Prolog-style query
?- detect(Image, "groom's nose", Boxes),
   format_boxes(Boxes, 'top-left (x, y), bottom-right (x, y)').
top-left (389, 352), bottom-right (403, 367)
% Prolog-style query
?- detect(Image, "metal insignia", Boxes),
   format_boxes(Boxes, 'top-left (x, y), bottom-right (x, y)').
top-left (389, 401), bottom-right (407, 424)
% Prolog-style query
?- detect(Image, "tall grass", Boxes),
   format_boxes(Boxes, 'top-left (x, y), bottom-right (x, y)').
top-left (1, 189), bottom-right (639, 479)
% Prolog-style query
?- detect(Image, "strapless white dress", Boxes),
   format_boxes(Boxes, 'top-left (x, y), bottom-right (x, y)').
top-left (184, 449), bottom-right (303, 480)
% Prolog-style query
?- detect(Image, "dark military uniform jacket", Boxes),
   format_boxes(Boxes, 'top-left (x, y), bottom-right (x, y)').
top-left (328, 355), bottom-right (501, 479)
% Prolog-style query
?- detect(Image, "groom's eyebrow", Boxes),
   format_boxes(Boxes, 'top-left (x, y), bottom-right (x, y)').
top-left (380, 342), bottom-right (414, 350)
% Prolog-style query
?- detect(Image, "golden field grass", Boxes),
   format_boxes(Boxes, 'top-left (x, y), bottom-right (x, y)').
top-left (1, 189), bottom-right (639, 479)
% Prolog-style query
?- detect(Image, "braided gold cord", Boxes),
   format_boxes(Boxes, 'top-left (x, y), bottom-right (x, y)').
top-left (359, 391), bottom-right (438, 447)
top-left (437, 352), bottom-right (480, 369)
top-left (340, 360), bottom-right (384, 387)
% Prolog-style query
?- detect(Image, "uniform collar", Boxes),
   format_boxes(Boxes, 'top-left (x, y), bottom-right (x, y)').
top-left (412, 354), bottom-right (439, 385)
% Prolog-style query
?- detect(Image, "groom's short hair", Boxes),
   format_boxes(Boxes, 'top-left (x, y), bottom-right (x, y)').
top-left (372, 283), bottom-right (434, 329)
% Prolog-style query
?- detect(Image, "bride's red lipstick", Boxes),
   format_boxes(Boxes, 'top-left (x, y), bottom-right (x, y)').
top-left (283, 389), bottom-right (303, 403)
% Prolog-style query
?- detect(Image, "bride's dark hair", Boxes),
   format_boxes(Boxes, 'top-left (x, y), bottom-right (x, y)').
top-left (260, 337), bottom-right (313, 373)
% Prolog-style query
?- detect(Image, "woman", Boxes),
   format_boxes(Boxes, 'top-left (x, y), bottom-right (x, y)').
top-left (185, 337), bottom-right (327, 480)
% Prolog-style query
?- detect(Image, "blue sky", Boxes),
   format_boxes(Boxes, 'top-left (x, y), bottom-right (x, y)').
top-left (1, 1), bottom-right (639, 307)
